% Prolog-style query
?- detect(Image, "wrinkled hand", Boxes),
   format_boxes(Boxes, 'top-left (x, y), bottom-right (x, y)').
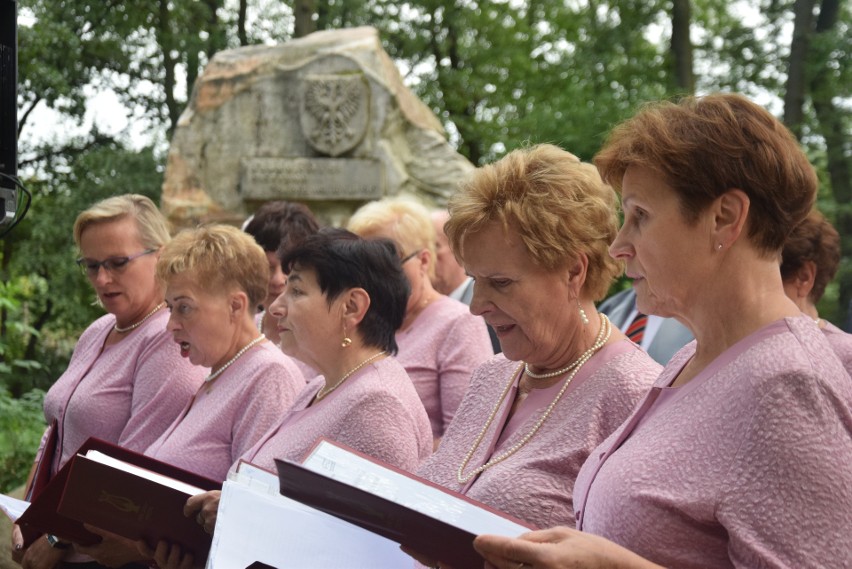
top-left (138, 539), bottom-right (195, 569)
top-left (184, 490), bottom-right (221, 535)
top-left (18, 535), bottom-right (64, 569)
top-left (75, 525), bottom-right (146, 568)
top-left (474, 527), bottom-right (664, 569)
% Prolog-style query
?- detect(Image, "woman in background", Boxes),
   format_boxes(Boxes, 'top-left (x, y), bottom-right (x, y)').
top-left (348, 198), bottom-right (493, 443)
top-left (781, 208), bottom-right (852, 370)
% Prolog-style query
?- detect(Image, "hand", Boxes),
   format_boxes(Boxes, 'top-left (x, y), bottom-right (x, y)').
top-left (138, 539), bottom-right (196, 569)
top-left (75, 525), bottom-right (146, 568)
top-left (474, 527), bottom-right (665, 569)
top-left (10, 524), bottom-right (25, 564)
top-left (184, 490), bottom-right (221, 535)
top-left (19, 535), bottom-right (65, 569)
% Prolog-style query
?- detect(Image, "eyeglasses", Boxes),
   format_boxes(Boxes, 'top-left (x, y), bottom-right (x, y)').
top-left (76, 248), bottom-right (157, 277)
top-left (400, 250), bottom-right (420, 264)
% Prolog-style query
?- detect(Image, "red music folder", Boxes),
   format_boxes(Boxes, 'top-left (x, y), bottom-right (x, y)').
top-left (274, 439), bottom-right (534, 569)
top-left (16, 437), bottom-right (221, 558)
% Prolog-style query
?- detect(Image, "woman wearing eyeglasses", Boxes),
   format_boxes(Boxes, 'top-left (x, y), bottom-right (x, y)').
top-left (12, 194), bottom-right (206, 569)
top-left (348, 198), bottom-right (494, 446)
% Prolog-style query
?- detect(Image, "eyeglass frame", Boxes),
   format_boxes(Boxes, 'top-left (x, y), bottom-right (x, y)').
top-left (400, 250), bottom-right (421, 264)
top-left (76, 248), bottom-right (157, 277)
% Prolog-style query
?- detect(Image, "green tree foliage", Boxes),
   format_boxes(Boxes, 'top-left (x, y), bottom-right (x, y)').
top-left (0, 388), bottom-right (44, 493)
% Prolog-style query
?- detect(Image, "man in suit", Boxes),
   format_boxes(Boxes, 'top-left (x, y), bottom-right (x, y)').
top-left (598, 287), bottom-right (693, 365)
top-left (431, 209), bottom-right (500, 353)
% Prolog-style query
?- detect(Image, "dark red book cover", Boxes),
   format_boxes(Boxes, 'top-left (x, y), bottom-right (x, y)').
top-left (16, 437), bottom-right (221, 555)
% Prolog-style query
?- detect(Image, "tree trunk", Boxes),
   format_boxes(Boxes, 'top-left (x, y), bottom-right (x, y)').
top-left (238, 0), bottom-right (248, 45)
top-left (158, 0), bottom-right (179, 137)
top-left (809, 0), bottom-right (852, 322)
top-left (294, 0), bottom-right (317, 38)
top-left (782, 0), bottom-right (817, 137)
top-left (670, 0), bottom-right (694, 93)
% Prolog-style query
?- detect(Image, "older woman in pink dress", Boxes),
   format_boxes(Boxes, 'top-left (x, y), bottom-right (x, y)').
top-left (144, 229), bottom-right (431, 569)
top-left (348, 198), bottom-right (494, 443)
top-left (12, 195), bottom-right (206, 569)
top-left (77, 224), bottom-right (305, 568)
top-left (475, 95), bottom-right (852, 568)
top-left (408, 144), bottom-right (662, 568)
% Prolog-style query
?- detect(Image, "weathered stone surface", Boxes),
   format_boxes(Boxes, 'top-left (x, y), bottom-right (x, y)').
top-left (162, 27), bottom-right (473, 228)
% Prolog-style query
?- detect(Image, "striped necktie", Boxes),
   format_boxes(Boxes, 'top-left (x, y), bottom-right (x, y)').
top-left (626, 312), bottom-right (648, 344)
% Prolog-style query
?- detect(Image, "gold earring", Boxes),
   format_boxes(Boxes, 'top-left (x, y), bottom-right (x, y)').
top-left (341, 323), bottom-right (351, 348)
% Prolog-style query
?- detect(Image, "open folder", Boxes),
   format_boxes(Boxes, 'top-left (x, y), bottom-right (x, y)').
top-left (15, 437), bottom-right (220, 558)
top-left (275, 439), bottom-right (533, 568)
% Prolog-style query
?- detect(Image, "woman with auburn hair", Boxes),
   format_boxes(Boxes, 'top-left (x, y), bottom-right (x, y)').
top-left (77, 224), bottom-right (305, 569)
top-left (348, 197), bottom-right (494, 443)
top-left (781, 209), bottom-right (852, 370)
top-left (475, 94), bottom-right (852, 568)
top-left (407, 144), bottom-right (661, 568)
top-left (12, 194), bottom-right (205, 569)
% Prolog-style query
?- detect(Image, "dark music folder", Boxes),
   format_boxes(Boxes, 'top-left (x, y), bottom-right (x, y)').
top-left (24, 418), bottom-right (58, 502)
top-left (275, 439), bottom-right (533, 569)
top-left (16, 437), bottom-right (221, 558)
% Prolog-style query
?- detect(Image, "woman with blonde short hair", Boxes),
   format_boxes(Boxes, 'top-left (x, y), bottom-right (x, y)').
top-left (406, 144), bottom-right (661, 568)
top-left (348, 197), bottom-right (494, 442)
top-left (13, 194), bottom-right (206, 568)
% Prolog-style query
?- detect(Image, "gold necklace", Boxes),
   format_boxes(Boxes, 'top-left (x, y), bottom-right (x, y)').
top-left (315, 351), bottom-right (387, 401)
top-left (114, 302), bottom-right (165, 333)
top-left (456, 314), bottom-right (611, 484)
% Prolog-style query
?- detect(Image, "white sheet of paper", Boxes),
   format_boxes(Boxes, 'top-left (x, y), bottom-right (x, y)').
top-left (83, 450), bottom-right (205, 496)
top-left (0, 494), bottom-right (29, 522)
top-left (206, 468), bottom-right (409, 569)
top-left (303, 441), bottom-right (530, 538)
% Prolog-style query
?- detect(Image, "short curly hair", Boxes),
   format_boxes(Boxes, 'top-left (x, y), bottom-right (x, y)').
top-left (781, 209), bottom-right (840, 303)
top-left (157, 224), bottom-right (270, 309)
top-left (445, 144), bottom-right (621, 301)
top-left (594, 93), bottom-right (817, 254)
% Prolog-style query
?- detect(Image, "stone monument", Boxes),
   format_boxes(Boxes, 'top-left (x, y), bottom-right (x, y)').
top-left (161, 26), bottom-right (474, 228)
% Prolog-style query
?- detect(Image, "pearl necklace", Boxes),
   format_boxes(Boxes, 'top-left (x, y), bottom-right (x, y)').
top-left (524, 314), bottom-right (609, 379)
top-left (114, 302), bottom-right (166, 333)
top-left (204, 334), bottom-right (266, 390)
top-left (315, 351), bottom-right (387, 402)
top-left (457, 314), bottom-right (611, 484)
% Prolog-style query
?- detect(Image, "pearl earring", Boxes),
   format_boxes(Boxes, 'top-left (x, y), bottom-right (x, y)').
top-left (716, 243), bottom-right (723, 251)
top-left (578, 301), bottom-right (589, 325)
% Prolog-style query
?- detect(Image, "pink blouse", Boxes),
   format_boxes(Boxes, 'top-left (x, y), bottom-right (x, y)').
top-left (145, 341), bottom-right (303, 481)
top-left (574, 316), bottom-right (852, 568)
top-left (238, 357), bottom-right (432, 474)
top-left (43, 310), bottom-right (205, 474)
top-left (395, 296), bottom-right (493, 438)
top-left (416, 340), bottom-right (660, 529)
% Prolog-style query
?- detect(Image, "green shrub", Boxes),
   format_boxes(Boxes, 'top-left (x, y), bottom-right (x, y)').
top-left (0, 388), bottom-right (46, 493)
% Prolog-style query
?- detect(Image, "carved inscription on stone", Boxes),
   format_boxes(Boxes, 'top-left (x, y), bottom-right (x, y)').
top-left (240, 157), bottom-right (383, 200)
top-left (299, 73), bottom-right (369, 157)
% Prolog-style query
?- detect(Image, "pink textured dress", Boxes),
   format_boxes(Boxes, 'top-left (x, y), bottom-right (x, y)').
top-left (42, 310), bottom-right (205, 474)
top-left (573, 316), bottom-right (852, 568)
top-left (395, 296), bottom-right (493, 438)
top-left (823, 321), bottom-right (852, 374)
top-left (238, 357), bottom-right (432, 473)
top-left (416, 340), bottom-right (661, 529)
top-left (145, 341), bottom-right (303, 481)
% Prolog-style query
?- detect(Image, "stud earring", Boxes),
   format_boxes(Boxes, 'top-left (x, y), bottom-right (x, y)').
top-left (578, 301), bottom-right (589, 325)
top-left (716, 243), bottom-right (723, 251)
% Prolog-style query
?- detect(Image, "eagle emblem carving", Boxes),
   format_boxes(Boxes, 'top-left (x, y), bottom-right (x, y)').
top-left (300, 73), bottom-right (369, 157)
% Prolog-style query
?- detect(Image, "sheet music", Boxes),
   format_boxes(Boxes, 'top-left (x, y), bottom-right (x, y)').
top-left (207, 468), bottom-right (409, 568)
top-left (0, 493), bottom-right (28, 522)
